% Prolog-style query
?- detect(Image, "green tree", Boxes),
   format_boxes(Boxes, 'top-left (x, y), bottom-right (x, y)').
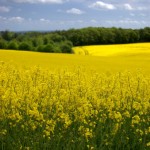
top-left (1, 30), bottom-right (14, 41)
top-left (140, 27), bottom-right (150, 42)
top-left (32, 37), bottom-right (43, 47)
top-left (7, 41), bottom-right (18, 50)
top-left (60, 41), bottom-right (73, 53)
top-left (50, 33), bottom-right (65, 42)
top-left (43, 36), bottom-right (49, 45)
top-left (54, 45), bottom-right (62, 53)
top-left (43, 44), bottom-right (55, 53)
top-left (18, 42), bottom-right (32, 51)
top-left (37, 45), bottom-right (44, 52)
top-left (0, 40), bottom-right (7, 49)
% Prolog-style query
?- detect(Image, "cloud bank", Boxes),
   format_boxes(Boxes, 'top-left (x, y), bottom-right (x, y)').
top-left (66, 8), bottom-right (84, 15)
top-left (89, 1), bottom-right (116, 10)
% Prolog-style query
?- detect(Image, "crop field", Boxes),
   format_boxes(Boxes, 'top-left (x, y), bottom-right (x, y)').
top-left (1, 43), bottom-right (150, 74)
top-left (0, 43), bottom-right (150, 150)
top-left (73, 43), bottom-right (150, 57)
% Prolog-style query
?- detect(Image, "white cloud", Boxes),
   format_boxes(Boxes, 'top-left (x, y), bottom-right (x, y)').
top-left (0, 16), bottom-right (24, 24)
top-left (117, 3), bottom-right (147, 11)
top-left (119, 19), bottom-right (139, 24)
top-left (0, 6), bottom-right (10, 13)
top-left (0, 16), bottom-right (7, 21)
top-left (66, 8), bottom-right (84, 15)
top-left (137, 7), bottom-right (147, 10)
top-left (11, 0), bottom-right (67, 4)
top-left (91, 19), bottom-right (97, 23)
top-left (89, 1), bottom-right (116, 10)
top-left (9, 16), bottom-right (24, 22)
top-left (105, 19), bottom-right (141, 25)
top-left (77, 20), bottom-right (84, 23)
top-left (124, 4), bottom-right (133, 10)
top-left (40, 18), bottom-right (50, 23)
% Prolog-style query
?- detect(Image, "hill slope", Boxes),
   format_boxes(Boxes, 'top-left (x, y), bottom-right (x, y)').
top-left (0, 43), bottom-right (150, 74)
top-left (73, 43), bottom-right (150, 56)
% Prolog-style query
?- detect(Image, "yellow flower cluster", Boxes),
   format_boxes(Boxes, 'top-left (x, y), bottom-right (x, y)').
top-left (0, 62), bottom-right (150, 150)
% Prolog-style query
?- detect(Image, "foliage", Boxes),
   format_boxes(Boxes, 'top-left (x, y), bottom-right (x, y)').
top-left (60, 40), bottom-right (73, 53)
top-left (0, 62), bottom-right (150, 150)
top-left (0, 40), bottom-right (7, 49)
top-left (37, 45), bottom-right (45, 52)
top-left (7, 41), bottom-right (18, 50)
top-left (43, 44), bottom-right (55, 53)
top-left (1, 30), bottom-right (15, 41)
top-left (0, 27), bottom-right (150, 53)
top-left (18, 42), bottom-right (32, 51)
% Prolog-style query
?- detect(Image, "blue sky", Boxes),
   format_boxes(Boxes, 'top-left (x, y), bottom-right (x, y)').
top-left (0, 0), bottom-right (149, 31)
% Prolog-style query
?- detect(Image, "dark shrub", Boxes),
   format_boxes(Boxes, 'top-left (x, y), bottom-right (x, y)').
top-left (0, 40), bottom-right (7, 49)
top-left (60, 41), bottom-right (73, 53)
top-left (18, 42), bottom-right (32, 51)
top-left (8, 41), bottom-right (18, 50)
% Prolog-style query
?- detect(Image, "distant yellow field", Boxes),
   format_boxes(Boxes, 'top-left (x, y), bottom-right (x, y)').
top-left (73, 43), bottom-right (150, 56)
top-left (0, 43), bottom-right (150, 74)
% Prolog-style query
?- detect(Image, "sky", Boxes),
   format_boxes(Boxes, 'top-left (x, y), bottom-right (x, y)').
top-left (0, 0), bottom-right (150, 31)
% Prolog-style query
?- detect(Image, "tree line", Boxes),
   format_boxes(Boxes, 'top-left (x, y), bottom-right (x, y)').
top-left (0, 27), bottom-right (150, 53)
top-left (0, 31), bottom-right (73, 53)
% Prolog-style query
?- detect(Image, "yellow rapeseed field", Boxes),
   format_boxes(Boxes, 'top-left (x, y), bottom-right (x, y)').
top-left (0, 43), bottom-right (150, 150)
top-left (1, 43), bottom-right (150, 74)
top-left (73, 43), bottom-right (150, 56)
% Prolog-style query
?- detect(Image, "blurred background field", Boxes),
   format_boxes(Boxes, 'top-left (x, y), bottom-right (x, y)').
top-left (0, 43), bottom-right (150, 74)
top-left (73, 43), bottom-right (150, 56)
